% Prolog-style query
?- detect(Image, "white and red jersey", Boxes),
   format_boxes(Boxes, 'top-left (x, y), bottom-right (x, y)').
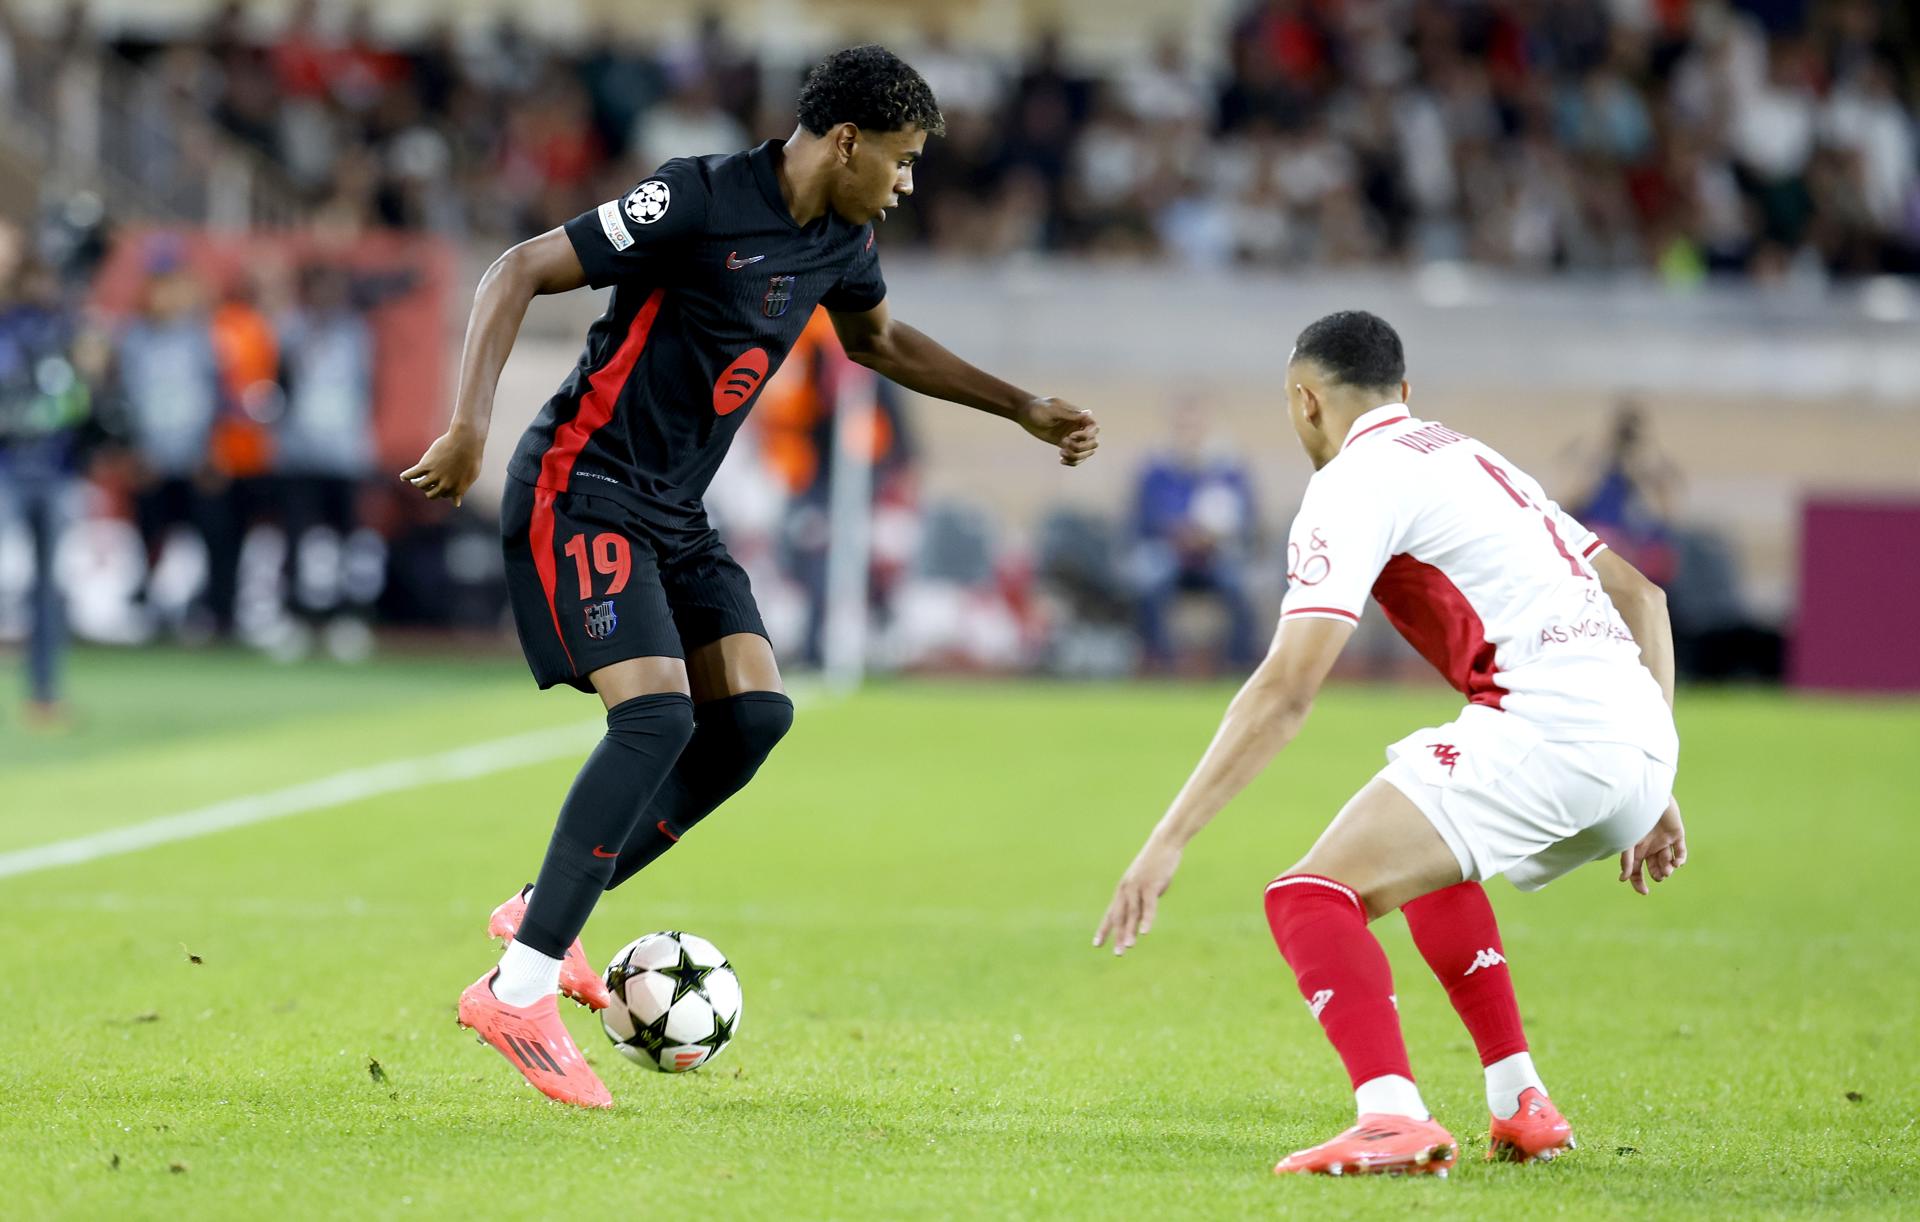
top-left (1280, 403), bottom-right (1677, 762)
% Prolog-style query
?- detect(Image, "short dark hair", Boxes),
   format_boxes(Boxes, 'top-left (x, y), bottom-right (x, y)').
top-left (1292, 311), bottom-right (1405, 391)
top-left (796, 45), bottom-right (945, 138)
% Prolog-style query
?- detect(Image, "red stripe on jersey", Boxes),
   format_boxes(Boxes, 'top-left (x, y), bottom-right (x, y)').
top-left (1284, 606), bottom-right (1361, 623)
top-left (537, 287), bottom-right (667, 493)
top-left (1581, 539), bottom-right (1605, 558)
top-left (1344, 414), bottom-right (1410, 449)
top-left (1370, 555), bottom-right (1509, 708)
top-left (530, 487), bottom-right (576, 674)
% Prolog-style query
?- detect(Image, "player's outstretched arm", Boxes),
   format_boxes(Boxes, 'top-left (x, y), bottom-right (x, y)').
top-left (1592, 550), bottom-right (1688, 891)
top-left (827, 299), bottom-right (1099, 466)
top-left (402, 229), bottom-right (588, 505)
top-left (1093, 617), bottom-right (1353, 956)
top-left (1593, 549), bottom-right (1674, 708)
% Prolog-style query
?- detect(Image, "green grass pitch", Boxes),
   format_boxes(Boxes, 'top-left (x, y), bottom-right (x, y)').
top-left (2, 649), bottom-right (1916, 1218)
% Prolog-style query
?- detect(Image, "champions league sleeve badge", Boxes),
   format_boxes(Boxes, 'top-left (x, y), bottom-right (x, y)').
top-left (624, 180), bottom-right (671, 225)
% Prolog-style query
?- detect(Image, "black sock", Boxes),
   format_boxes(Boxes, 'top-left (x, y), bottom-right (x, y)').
top-left (516, 693), bottom-right (695, 957)
top-left (606, 691), bottom-right (793, 891)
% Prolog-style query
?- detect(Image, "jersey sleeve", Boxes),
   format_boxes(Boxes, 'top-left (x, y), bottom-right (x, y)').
top-left (820, 226), bottom-right (887, 313)
top-left (1278, 470), bottom-right (1400, 627)
top-left (1546, 498), bottom-right (1606, 563)
top-left (563, 159), bottom-right (710, 289)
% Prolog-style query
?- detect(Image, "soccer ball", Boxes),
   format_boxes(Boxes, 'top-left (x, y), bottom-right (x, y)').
top-left (600, 931), bottom-right (742, 1072)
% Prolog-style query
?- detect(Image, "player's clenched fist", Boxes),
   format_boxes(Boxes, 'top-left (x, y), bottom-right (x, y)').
top-left (401, 428), bottom-right (485, 506)
top-left (1017, 397), bottom-right (1100, 467)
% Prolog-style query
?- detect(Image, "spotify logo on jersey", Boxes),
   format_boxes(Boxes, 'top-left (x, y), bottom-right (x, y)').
top-left (712, 348), bottom-right (770, 416)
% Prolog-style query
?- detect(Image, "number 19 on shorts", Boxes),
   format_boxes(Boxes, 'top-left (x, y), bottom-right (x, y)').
top-left (563, 532), bottom-right (632, 599)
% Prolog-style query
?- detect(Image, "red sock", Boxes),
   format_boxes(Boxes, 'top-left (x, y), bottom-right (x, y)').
top-left (1264, 875), bottom-right (1412, 1089)
top-left (1401, 881), bottom-right (1528, 1066)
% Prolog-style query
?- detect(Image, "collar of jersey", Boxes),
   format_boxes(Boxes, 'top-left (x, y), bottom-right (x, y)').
top-left (1340, 403), bottom-right (1412, 452)
top-left (750, 139), bottom-right (812, 232)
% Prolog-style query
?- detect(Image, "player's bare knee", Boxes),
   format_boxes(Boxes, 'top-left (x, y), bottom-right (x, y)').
top-left (1276, 854), bottom-right (1374, 921)
top-left (590, 655), bottom-right (693, 707)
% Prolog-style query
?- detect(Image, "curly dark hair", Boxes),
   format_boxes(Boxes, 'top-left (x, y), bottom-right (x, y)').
top-left (796, 45), bottom-right (945, 138)
top-left (1292, 310), bottom-right (1406, 390)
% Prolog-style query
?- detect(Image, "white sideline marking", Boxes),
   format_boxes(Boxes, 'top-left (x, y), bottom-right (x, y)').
top-left (0, 722), bottom-right (600, 882)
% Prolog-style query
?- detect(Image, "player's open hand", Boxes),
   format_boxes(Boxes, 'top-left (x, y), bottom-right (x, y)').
top-left (1017, 397), bottom-right (1100, 467)
top-left (1094, 835), bottom-right (1181, 956)
top-left (1620, 796), bottom-right (1687, 896)
top-left (400, 428), bottom-right (485, 506)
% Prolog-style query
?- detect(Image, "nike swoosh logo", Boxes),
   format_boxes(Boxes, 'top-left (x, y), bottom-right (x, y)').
top-left (726, 251), bottom-right (766, 269)
top-left (591, 845), bottom-right (618, 858)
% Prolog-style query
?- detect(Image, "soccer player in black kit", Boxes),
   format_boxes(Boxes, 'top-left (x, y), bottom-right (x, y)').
top-left (400, 46), bottom-right (1100, 1107)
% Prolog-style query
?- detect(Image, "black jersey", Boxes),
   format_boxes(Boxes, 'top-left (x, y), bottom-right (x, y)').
top-left (507, 140), bottom-right (886, 539)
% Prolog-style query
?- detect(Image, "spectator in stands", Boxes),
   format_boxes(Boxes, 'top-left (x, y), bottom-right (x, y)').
top-left (631, 75), bottom-right (749, 171)
top-left (0, 221), bottom-right (96, 727)
top-left (273, 262), bottom-right (380, 659)
top-left (1566, 398), bottom-right (1682, 586)
top-left (1129, 399), bottom-right (1260, 673)
top-left (752, 310), bottom-right (916, 667)
top-left (117, 242), bottom-right (236, 639)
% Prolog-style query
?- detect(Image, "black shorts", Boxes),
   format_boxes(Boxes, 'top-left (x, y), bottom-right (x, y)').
top-left (501, 477), bottom-right (767, 692)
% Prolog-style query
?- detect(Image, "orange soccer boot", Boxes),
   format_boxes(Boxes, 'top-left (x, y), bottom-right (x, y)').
top-left (1488, 1087), bottom-right (1575, 1163)
top-left (487, 886), bottom-right (614, 1011)
top-left (457, 971), bottom-right (612, 1109)
top-left (1274, 1113), bottom-right (1460, 1177)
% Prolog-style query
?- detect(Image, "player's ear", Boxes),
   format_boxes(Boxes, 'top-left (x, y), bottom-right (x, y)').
top-left (1298, 384), bottom-right (1321, 425)
top-left (1399, 378), bottom-right (1411, 405)
top-left (833, 123), bottom-right (859, 165)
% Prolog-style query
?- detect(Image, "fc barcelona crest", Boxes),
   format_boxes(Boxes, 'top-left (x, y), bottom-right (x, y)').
top-left (762, 274), bottom-right (795, 318)
top-left (584, 600), bottom-right (618, 640)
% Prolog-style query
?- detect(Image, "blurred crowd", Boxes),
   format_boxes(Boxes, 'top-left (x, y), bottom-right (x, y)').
top-left (0, 0), bottom-right (1847, 719)
top-left (5, 0), bottom-right (1913, 281)
top-left (0, 214), bottom-right (405, 725)
top-left (0, 207), bottom-right (1778, 721)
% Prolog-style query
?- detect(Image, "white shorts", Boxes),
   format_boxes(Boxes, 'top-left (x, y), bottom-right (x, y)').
top-left (1377, 706), bottom-right (1676, 892)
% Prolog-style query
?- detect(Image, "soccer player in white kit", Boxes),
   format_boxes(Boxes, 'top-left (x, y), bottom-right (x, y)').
top-left (1094, 311), bottom-right (1687, 1177)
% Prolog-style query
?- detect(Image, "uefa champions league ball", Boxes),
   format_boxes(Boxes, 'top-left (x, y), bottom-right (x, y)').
top-left (601, 931), bottom-right (742, 1072)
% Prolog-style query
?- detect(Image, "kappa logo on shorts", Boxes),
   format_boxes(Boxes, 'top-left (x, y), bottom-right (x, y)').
top-left (1430, 742), bottom-right (1461, 774)
top-left (584, 600), bottom-right (618, 640)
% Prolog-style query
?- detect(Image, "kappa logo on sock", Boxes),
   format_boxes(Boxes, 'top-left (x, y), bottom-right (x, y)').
top-left (1464, 947), bottom-right (1507, 976)
top-left (1307, 988), bottom-right (1335, 1020)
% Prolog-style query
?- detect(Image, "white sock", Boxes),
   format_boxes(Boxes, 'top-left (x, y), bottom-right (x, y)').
top-left (1354, 1074), bottom-right (1429, 1121)
top-left (492, 938), bottom-right (562, 1007)
top-left (1485, 1051), bottom-right (1547, 1119)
